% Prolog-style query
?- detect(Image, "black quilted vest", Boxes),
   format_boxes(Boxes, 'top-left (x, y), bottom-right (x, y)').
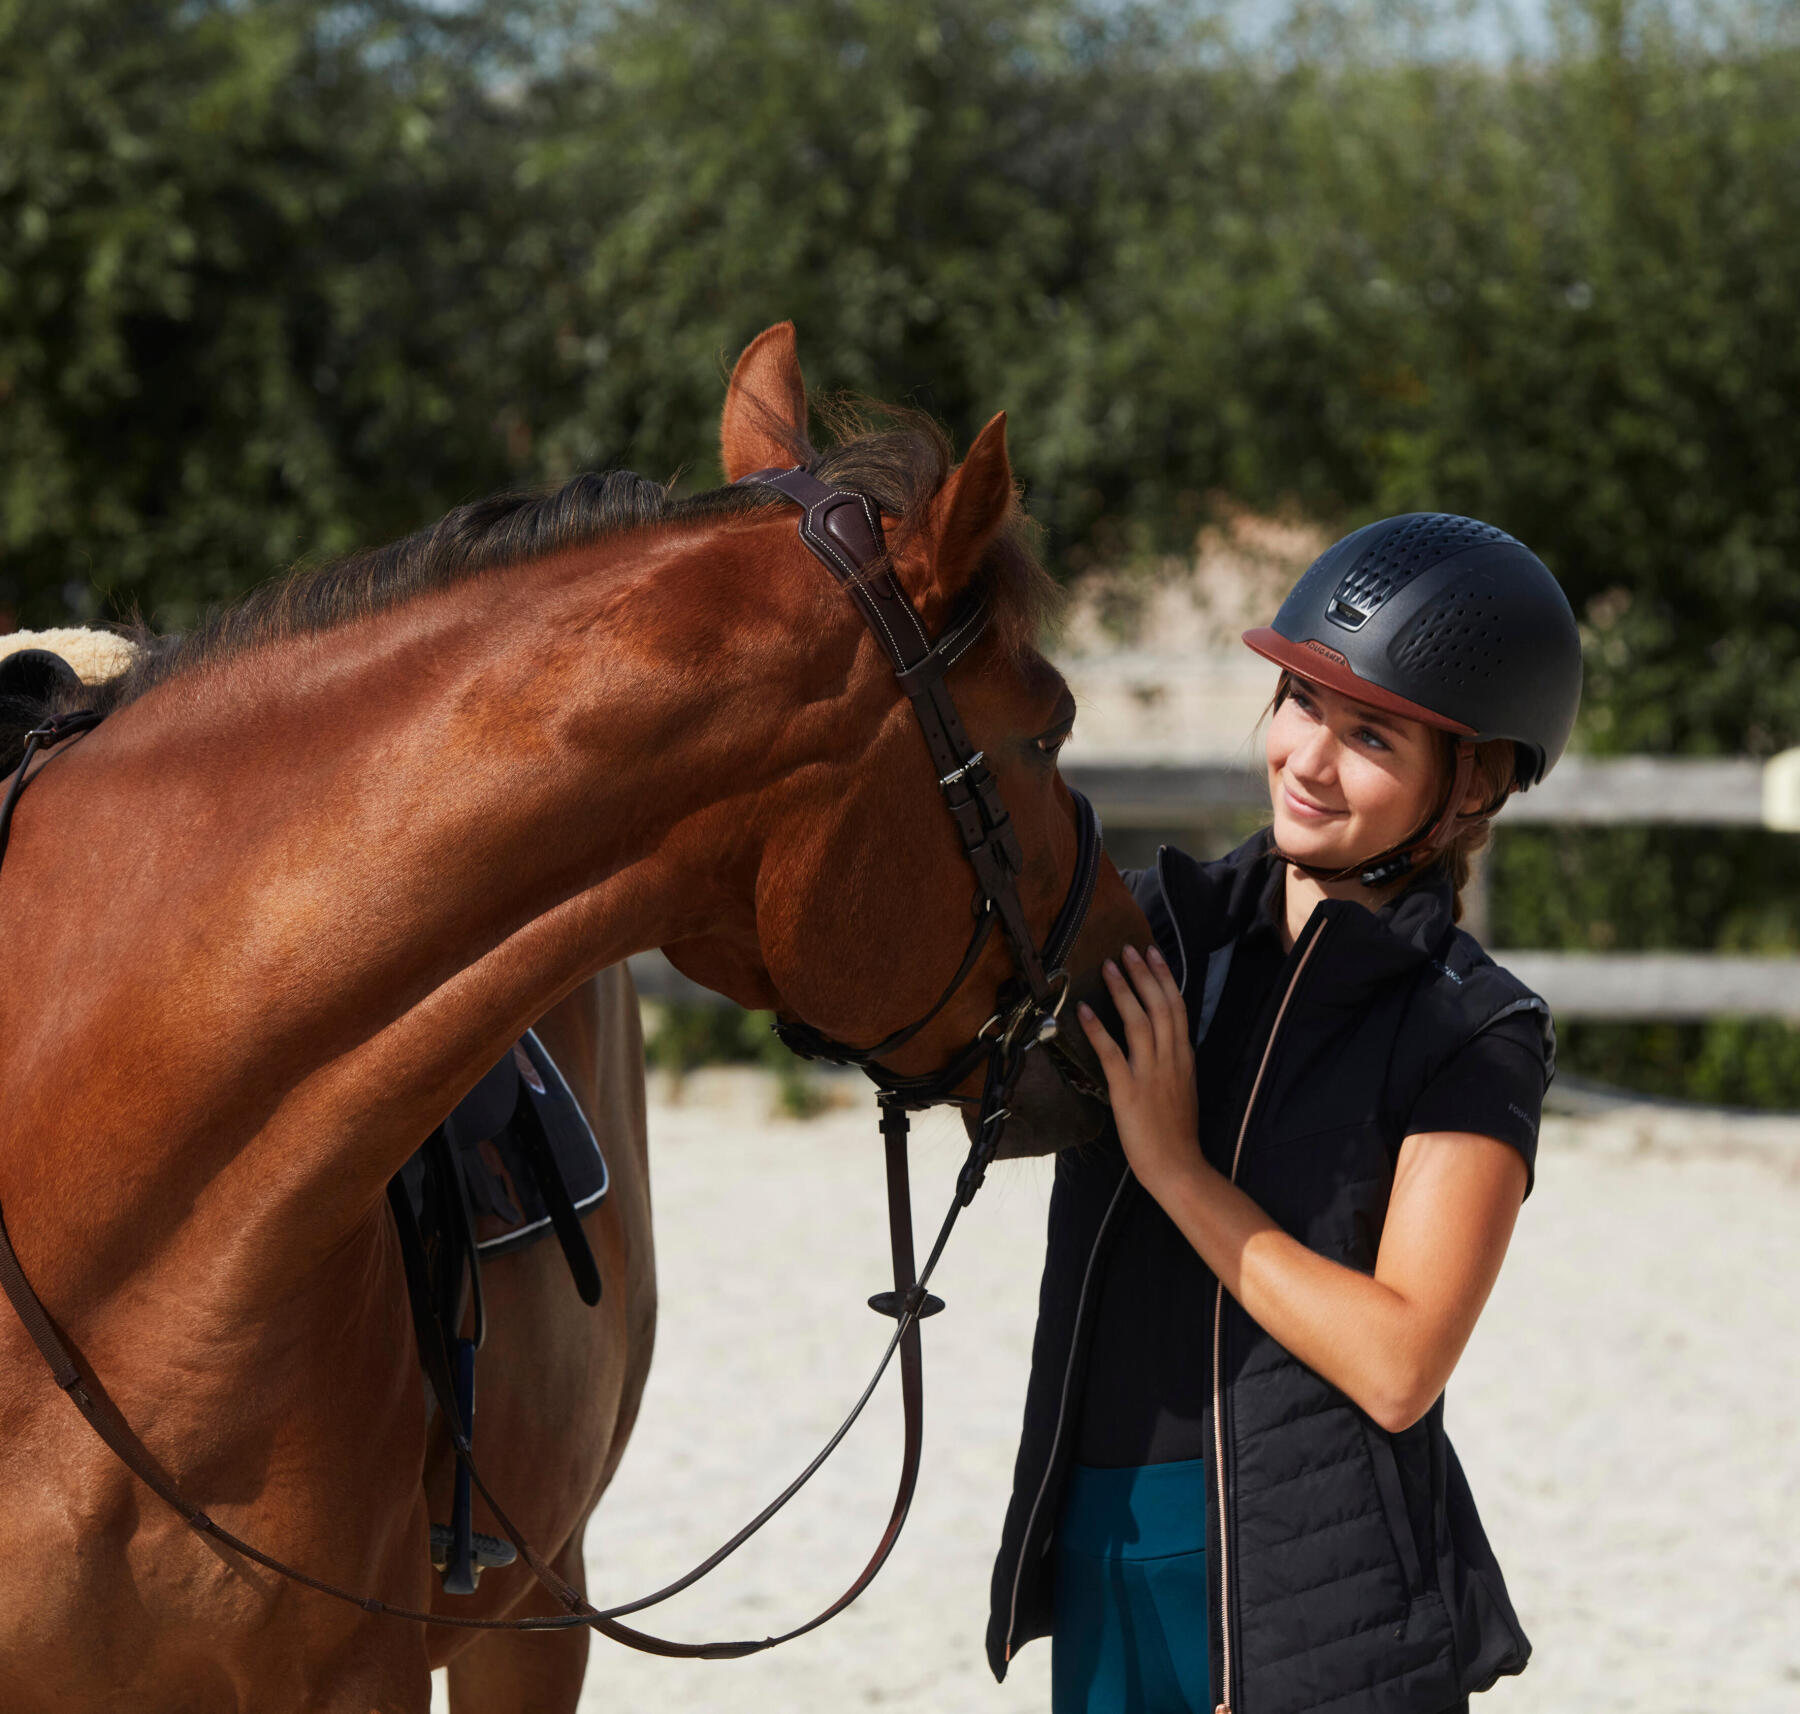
top-left (986, 834), bottom-right (1548, 1713)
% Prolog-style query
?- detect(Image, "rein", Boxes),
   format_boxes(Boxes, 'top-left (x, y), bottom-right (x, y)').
top-left (0, 473), bottom-right (1101, 1655)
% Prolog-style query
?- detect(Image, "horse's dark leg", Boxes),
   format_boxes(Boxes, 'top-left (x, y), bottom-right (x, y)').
top-left (443, 1535), bottom-right (591, 1714)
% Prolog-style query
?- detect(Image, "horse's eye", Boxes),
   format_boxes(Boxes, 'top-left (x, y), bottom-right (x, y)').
top-left (1036, 724), bottom-right (1073, 757)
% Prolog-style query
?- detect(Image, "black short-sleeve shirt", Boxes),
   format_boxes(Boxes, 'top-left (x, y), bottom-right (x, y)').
top-left (1075, 886), bottom-right (1544, 1470)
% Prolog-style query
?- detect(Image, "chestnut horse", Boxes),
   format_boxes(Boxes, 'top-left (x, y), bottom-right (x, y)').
top-left (0, 324), bottom-right (1146, 1713)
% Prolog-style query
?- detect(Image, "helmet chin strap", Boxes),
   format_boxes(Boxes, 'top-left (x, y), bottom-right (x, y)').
top-left (1275, 739), bottom-right (1479, 891)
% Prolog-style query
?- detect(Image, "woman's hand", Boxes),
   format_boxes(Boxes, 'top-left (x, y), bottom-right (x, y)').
top-left (1077, 944), bottom-right (1203, 1198)
top-left (1079, 948), bottom-right (1529, 1436)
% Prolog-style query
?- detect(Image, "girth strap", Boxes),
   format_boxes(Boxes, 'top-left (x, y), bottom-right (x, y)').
top-left (507, 1079), bottom-right (603, 1307)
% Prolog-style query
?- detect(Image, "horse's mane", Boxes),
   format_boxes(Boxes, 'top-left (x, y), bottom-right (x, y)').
top-left (4, 400), bottom-right (1060, 770)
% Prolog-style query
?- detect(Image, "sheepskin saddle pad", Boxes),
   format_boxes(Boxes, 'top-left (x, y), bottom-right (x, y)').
top-left (0, 627), bottom-right (139, 690)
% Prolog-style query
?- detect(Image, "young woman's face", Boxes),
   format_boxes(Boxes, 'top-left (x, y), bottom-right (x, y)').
top-left (1265, 676), bottom-right (1444, 873)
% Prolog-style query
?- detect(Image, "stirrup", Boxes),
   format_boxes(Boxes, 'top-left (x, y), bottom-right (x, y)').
top-left (430, 1525), bottom-right (518, 1584)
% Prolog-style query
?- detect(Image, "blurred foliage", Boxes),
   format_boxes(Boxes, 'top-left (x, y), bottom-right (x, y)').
top-left (642, 998), bottom-right (769, 1074)
top-left (1547, 1016), bottom-right (1800, 1109)
top-left (643, 1001), bottom-right (827, 1117)
top-left (4, 0), bottom-right (1798, 1099)
top-left (1492, 825), bottom-right (1800, 958)
top-left (0, 0), bottom-right (567, 624)
top-left (1489, 823), bottom-right (1800, 1105)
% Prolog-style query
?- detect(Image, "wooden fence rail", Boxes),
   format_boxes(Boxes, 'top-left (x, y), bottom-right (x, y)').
top-left (1059, 753), bottom-right (1799, 828)
top-left (1501, 954), bottom-right (1800, 1021)
top-left (631, 752), bottom-right (1800, 1021)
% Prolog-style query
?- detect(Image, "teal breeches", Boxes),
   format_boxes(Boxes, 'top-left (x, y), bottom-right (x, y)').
top-left (1051, 1457), bottom-right (1212, 1714)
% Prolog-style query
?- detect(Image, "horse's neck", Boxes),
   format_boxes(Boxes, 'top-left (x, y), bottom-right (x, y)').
top-left (11, 530), bottom-right (844, 1294)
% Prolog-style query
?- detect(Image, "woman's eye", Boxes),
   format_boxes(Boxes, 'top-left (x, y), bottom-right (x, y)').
top-left (1354, 728), bottom-right (1389, 751)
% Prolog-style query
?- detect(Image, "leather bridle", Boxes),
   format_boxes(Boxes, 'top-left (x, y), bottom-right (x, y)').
top-left (745, 466), bottom-right (1105, 1110)
top-left (0, 469), bottom-right (1104, 1658)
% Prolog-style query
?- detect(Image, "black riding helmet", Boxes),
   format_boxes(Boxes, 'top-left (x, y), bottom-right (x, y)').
top-left (1245, 512), bottom-right (1582, 787)
top-left (1243, 512), bottom-right (1583, 884)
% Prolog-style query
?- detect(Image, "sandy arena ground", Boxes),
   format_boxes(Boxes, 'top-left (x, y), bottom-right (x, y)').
top-left (435, 1071), bottom-right (1799, 1714)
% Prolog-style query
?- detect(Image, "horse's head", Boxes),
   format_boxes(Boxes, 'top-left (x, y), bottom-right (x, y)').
top-left (661, 324), bottom-right (1150, 1155)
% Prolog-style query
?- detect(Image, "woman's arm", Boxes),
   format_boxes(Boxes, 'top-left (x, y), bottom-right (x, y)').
top-left (1079, 945), bottom-right (1528, 1434)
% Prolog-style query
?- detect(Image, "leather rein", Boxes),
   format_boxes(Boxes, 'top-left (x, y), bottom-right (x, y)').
top-left (0, 468), bottom-right (1103, 1657)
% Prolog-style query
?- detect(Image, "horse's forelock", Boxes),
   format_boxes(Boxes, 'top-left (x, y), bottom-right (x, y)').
top-left (807, 398), bottom-right (1063, 660)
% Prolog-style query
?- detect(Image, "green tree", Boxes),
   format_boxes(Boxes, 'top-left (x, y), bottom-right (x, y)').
top-left (0, 0), bottom-right (568, 626)
top-left (515, 0), bottom-right (1113, 489)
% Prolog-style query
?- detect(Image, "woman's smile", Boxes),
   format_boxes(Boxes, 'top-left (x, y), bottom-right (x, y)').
top-left (1280, 783), bottom-right (1346, 820)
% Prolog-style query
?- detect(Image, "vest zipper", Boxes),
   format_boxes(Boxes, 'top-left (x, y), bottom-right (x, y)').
top-left (1002, 1164), bottom-right (1133, 1662)
top-left (1211, 917), bottom-right (1328, 1714)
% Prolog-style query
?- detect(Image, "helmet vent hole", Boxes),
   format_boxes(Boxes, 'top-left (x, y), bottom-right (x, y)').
top-left (1325, 514), bottom-right (1514, 627)
top-left (1389, 587), bottom-right (1506, 691)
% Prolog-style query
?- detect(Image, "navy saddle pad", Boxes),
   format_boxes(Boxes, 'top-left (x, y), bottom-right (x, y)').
top-left (398, 1029), bottom-right (608, 1259)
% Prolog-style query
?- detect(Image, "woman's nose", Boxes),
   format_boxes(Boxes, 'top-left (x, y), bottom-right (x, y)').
top-left (1287, 722), bottom-right (1339, 786)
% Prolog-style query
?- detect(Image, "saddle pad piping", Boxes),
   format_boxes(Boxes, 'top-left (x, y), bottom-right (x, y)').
top-left (475, 1027), bottom-right (610, 1256)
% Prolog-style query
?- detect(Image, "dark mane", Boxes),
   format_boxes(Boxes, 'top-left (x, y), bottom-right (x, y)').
top-left (11, 398), bottom-right (1063, 757)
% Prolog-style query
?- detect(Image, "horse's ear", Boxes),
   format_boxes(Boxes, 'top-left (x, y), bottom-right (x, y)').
top-left (721, 322), bottom-right (810, 482)
top-left (926, 412), bottom-right (1014, 601)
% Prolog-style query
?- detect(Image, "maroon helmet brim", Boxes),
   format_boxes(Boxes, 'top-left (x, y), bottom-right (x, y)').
top-left (1241, 627), bottom-right (1478, 737)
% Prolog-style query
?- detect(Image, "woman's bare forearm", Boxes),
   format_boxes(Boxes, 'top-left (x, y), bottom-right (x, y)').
top-left (1147, 1156), bottom-right (1429, 1432)
top-left (1145, 1126), bottom-right (1527, 1432)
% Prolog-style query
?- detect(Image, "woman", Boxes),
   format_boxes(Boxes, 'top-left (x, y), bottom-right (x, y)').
top-left (987, 513), bottom-right (1584, 1714)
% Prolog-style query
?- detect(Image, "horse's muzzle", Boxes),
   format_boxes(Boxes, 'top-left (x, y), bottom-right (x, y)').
top-left (975, 979), bottom-right (1119, 1160)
